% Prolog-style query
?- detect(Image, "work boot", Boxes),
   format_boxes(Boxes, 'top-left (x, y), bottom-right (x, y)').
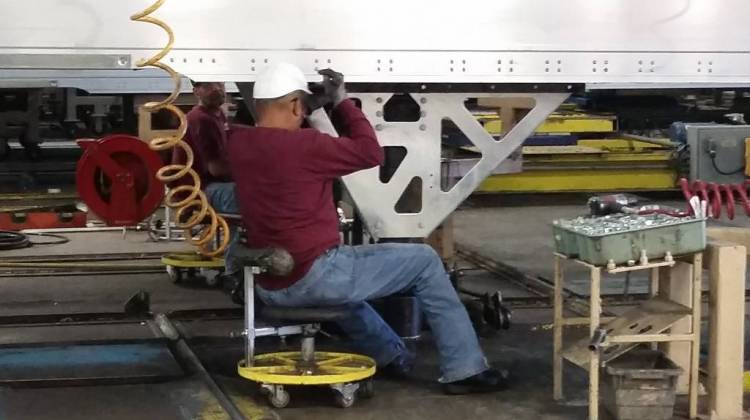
top-left (442, 368), bottom-right (511, 395)
top-left (380, 348), bottom-right (416, 379)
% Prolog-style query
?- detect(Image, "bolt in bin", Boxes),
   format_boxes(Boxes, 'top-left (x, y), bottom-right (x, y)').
top-left (602, 349), bottom-right (683, 420)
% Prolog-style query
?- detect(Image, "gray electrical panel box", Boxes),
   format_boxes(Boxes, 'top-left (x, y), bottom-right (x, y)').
top-left (687, 125), bottom-right (750, 183)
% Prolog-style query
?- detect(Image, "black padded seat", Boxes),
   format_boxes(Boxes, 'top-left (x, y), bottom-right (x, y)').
top-left (260, 305), bottom-right (353, 323)
top-left (235, 247), bottom-right (295, 277)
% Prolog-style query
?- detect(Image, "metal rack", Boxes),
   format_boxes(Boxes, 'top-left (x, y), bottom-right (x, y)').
top-left (552, 252), bottom-right (703, 420)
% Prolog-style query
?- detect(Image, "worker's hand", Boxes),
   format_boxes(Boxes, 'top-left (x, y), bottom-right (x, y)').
top-left (318, 68), bottom-right (347, 107)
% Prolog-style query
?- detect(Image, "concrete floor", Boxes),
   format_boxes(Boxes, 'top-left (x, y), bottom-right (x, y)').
top-left (0, 196), bottom-right (745, 419)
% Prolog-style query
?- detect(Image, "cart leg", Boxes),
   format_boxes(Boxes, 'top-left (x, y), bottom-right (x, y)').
top-left (650, 267), bottom-right (660, 351)
top-left (553, 255), bottom-right (565, 401)
top-left (689, 253), bottom-right (702, 419)
top-left (589, 266), bottom-right (601, 420)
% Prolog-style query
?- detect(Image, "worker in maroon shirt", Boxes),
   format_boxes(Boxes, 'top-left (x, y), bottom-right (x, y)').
top-left (226, 63), bottom-right (509, 394)
top-left (172, 81), bottom-right (241, 280)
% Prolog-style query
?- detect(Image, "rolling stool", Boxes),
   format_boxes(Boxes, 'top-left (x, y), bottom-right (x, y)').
top-left (234, 248), bottom-right (376, 408)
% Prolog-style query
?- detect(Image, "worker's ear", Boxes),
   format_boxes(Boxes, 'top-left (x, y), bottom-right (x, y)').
top-left (291, 96), bottom-right (305, 119)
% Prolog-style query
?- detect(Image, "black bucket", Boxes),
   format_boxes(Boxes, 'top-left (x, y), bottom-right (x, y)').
top-left (371, 296), bottom-right (423, 340)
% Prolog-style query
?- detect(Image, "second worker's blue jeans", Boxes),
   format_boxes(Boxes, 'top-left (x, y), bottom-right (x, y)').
top-left (205, 182), bottom-right (240, 275)
top-left (256, 243), bottom-right (490, 383)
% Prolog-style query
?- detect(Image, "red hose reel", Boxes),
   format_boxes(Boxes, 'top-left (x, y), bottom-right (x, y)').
top-left (76, 135), bottom-right (164, 226)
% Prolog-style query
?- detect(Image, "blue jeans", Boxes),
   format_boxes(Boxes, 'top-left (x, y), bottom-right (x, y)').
top-left (256, 243), bottom-right (489, 383)
top-left (205, 182), bottom-right (240, 274)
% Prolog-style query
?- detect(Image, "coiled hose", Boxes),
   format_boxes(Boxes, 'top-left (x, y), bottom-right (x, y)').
top-left (0, 231), bottom-right (29, 250)
top-left (130, 0), bottom-right (229, 257)
top-left (679, 177), bottom-right (750, 220)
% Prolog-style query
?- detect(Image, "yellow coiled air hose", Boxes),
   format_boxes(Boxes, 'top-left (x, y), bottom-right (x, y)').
top-left (130, 0), bottom-right (229, 257)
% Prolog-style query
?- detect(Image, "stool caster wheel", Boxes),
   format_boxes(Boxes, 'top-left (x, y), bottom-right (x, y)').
top-left (203, 270), bottom-right (222, 288)
top-left (357, 378), bottom-right (374, 399)
top-left (261, 384), bottom-right (289, 408)
top-left (166, 266), bottom-right (182, 284)
top-left (331, 383), bottom-right (358, 408)
top-left (269, 390), bottom-right (290, 409)
top-left (334, 391), bottom-right (356, 408)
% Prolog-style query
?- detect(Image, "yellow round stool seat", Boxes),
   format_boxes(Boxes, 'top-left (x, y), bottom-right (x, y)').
top-left (237, 351), bottom-right (376, 385)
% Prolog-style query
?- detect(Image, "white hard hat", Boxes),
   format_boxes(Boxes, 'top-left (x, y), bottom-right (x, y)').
top-left (253, 62), bottom-right (312, 99)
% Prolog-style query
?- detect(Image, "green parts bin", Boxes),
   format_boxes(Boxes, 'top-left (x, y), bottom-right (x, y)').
top-left (553, 214), bottom-right (706, 266)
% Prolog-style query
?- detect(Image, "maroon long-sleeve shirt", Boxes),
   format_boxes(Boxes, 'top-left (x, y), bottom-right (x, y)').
top-left (226, 99), bottom-right (383, 290)
top-left (171, 105), bottom-right (230, 187)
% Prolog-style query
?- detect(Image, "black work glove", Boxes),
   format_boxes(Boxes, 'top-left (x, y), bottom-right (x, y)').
top-left (318, 68), bottom-right (347, 107)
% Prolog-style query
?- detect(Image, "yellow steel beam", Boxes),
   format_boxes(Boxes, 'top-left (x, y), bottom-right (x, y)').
top-left (523, 151), bottom-right (673, 164)
top-left (479, 114), bottom-right (616, 135)
top-left (477, 168), bottom-right (677, 193)
top-left (577, 138), bottom-right (670, 151)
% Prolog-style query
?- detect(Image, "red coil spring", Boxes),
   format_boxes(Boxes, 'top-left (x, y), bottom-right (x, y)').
top-left (679, 178), bottom-right (750, 220)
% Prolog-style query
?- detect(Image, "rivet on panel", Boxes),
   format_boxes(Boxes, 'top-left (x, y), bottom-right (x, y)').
top-left (375, 124), bottom-right (383, 131)
top-left (420, 97), bottom-right (427, 104)
top-left (376, 97), bottom-right (384, 103)
top-left (419, 124), bottom-right (426, 131)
